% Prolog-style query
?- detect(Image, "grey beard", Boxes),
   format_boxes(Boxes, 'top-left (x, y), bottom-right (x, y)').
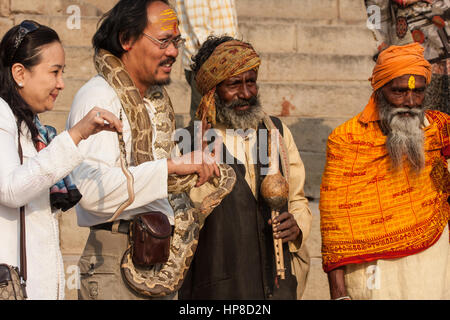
top-left (215, 93), bottom-right (265, 130)
top-left (377, 92), bottom-right (426, 173)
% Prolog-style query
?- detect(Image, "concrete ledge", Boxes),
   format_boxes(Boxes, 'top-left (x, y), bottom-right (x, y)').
top-left (165, 80), bottom-right (192, 114)
top-left (293, 151), bottom-right (326, 199)
top-left (302, 257), bottom-right (330, 300)
top-left (11, 0), bottom-right (46, 15)
top-left (0, 17), bottom-right (13, 37)
top-left (0, 0), bottom-right (10, 17)
top-left (302, 201), bottom-right (330, 300)
top-left (11, 0), bottom-right (115, 16)
top-left (64, 47), bottom-right (96, 80)
top-left (79, 0), bottom-right (119, 15)
top-left (280, 116), bottom-right (347, 153)
top-left (13, 14), bottom-right (100, 47)
top-left (54, 78), bottom-right (87, 112)
top-left (239, 21), bottom-right (376, 56)
top-left (39, 110), bottom-right (69, 133)
top-left (305, 201), bottom-right (321, 258)
top-left (258, 82), bottom-right (372, 119)
top-left (236, 0), bottom-right (339, 20)
top-left (339, 0), bottom-right (368, 22)
top-left (258, 52), bottom-right (374, 82)
top-left (239, 21), bottom-right (297, 54)
top-left (296, 24), bottom-right (376, 56)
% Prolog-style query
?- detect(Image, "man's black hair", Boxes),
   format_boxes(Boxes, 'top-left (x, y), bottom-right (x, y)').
top-left (190, 35), bottom-right (237, 74)
top-left (93, 0), bottom-right (169, 58)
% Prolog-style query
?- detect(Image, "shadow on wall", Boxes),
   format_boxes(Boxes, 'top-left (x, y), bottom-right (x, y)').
top-left (281, 116), bottom-right (346, 200)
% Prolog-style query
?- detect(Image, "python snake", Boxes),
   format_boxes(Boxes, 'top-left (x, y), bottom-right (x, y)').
top-left (94, 49), bottom-right (236, 297)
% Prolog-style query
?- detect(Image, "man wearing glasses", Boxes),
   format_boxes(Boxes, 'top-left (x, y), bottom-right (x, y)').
top-left (67, 0), bottom-right (218, 300)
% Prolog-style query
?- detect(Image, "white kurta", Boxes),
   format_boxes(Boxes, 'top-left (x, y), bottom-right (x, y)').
top-left (344, 224), bottom-right (449, 300)
top-left (0, 99), bottom-right (84, 300)
top-left (66, 75), bottom-right (174, 227)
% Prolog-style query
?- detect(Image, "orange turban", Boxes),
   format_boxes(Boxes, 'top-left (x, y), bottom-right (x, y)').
top-left (195, 40), bottom-right (261, 126)
top-left (360, 43), bottom-right (432, 123)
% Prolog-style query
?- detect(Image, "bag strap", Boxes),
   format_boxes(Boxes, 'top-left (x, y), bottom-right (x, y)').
top-left (17, 132), bottom-right (27, 296)
top-left (262, 115), bottom-right (290, 182)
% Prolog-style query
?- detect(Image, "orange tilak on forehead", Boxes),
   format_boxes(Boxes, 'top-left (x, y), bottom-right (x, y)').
top-left (157, 8), bottom-right (178, 32)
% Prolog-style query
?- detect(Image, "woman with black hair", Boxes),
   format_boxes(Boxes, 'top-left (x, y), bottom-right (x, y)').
top-left (0, 20), bottom-right (122, 300)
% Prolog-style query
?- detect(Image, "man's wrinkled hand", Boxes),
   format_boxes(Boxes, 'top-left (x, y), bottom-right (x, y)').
top-left (268, 212), bottom-right (302, 243)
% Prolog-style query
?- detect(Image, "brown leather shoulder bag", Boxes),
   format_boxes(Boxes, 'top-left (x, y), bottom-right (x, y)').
top-left (130, 211), bottom-right (171, 268)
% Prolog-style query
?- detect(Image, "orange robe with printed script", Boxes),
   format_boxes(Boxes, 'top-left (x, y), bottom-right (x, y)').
top-left (320, 107), bottom-right (450, 272)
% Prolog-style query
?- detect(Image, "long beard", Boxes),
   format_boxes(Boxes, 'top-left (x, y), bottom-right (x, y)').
top-left (377, 92), bottom-right (426, 173)
top-left (215, 93), bottom-right (265, 130)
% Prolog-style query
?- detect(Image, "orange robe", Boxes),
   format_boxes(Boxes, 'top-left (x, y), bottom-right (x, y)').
top-left (320, 108), bottom-right (450, 272)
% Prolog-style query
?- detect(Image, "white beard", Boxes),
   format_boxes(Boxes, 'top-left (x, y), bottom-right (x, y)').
top-left (377, 92), bottom-right (426, 172)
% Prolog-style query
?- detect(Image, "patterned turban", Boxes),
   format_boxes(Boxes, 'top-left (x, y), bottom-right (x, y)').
top-left (195, 40), bottom-right (261, 126)
top-left (360, 42), bottom-right (432, 123)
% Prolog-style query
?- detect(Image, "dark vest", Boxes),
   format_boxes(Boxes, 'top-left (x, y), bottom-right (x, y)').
top-left (179, 117), bottom-right (297, 300)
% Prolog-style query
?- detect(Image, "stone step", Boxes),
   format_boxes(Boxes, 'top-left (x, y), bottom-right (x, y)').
top-left (281, 116), bottom-right (348, 153)
top-left (236, 0), bottom-right (368, 22)
top-left (63, 47), bottom-right (96, 80)
top-left (13, 14), bottom-right (100, 47)
top-left (11, 0), bottom-right (117, 16)
top-left (281, 117), bottom-right (348, 200)
top-left (239, 21), bottom-right (377, 56)
top-left (298, 151), bottom-right (326, 200)
top-left (257, 82), bottom-right (372, 119)
top-left (0, 17), bottom-right (13, 37)
top-left (301, 200), bottom-right (330, 299)
top-left (302, 257), bottom-right (330, 300)
top-left (305, 201), bottom-right (321, 258)
top-left (258, 52), bottom-right (374, 82)
top-left (39, 109), bottom-right (70, 134)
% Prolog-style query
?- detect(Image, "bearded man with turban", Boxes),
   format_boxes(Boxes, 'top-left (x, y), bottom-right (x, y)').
top-left (320, 43), bottom-right (450, 300)
top-left (364, 0), bottom-right (449, 114)
top-left (178, 36), bottom-right (312, 300)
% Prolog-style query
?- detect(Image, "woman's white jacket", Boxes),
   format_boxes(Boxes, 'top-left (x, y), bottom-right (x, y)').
top-left (0, 99), bottom-right (83, 300)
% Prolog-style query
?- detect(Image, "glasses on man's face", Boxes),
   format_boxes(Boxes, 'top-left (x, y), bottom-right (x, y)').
top-left (142, 32), bottom-right (186, 49)
top-left (11, 20), bottom-right (40, 60)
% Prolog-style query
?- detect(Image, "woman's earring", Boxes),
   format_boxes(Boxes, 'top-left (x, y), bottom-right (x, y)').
top-left (18, 83), bottom-right (23, 88)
